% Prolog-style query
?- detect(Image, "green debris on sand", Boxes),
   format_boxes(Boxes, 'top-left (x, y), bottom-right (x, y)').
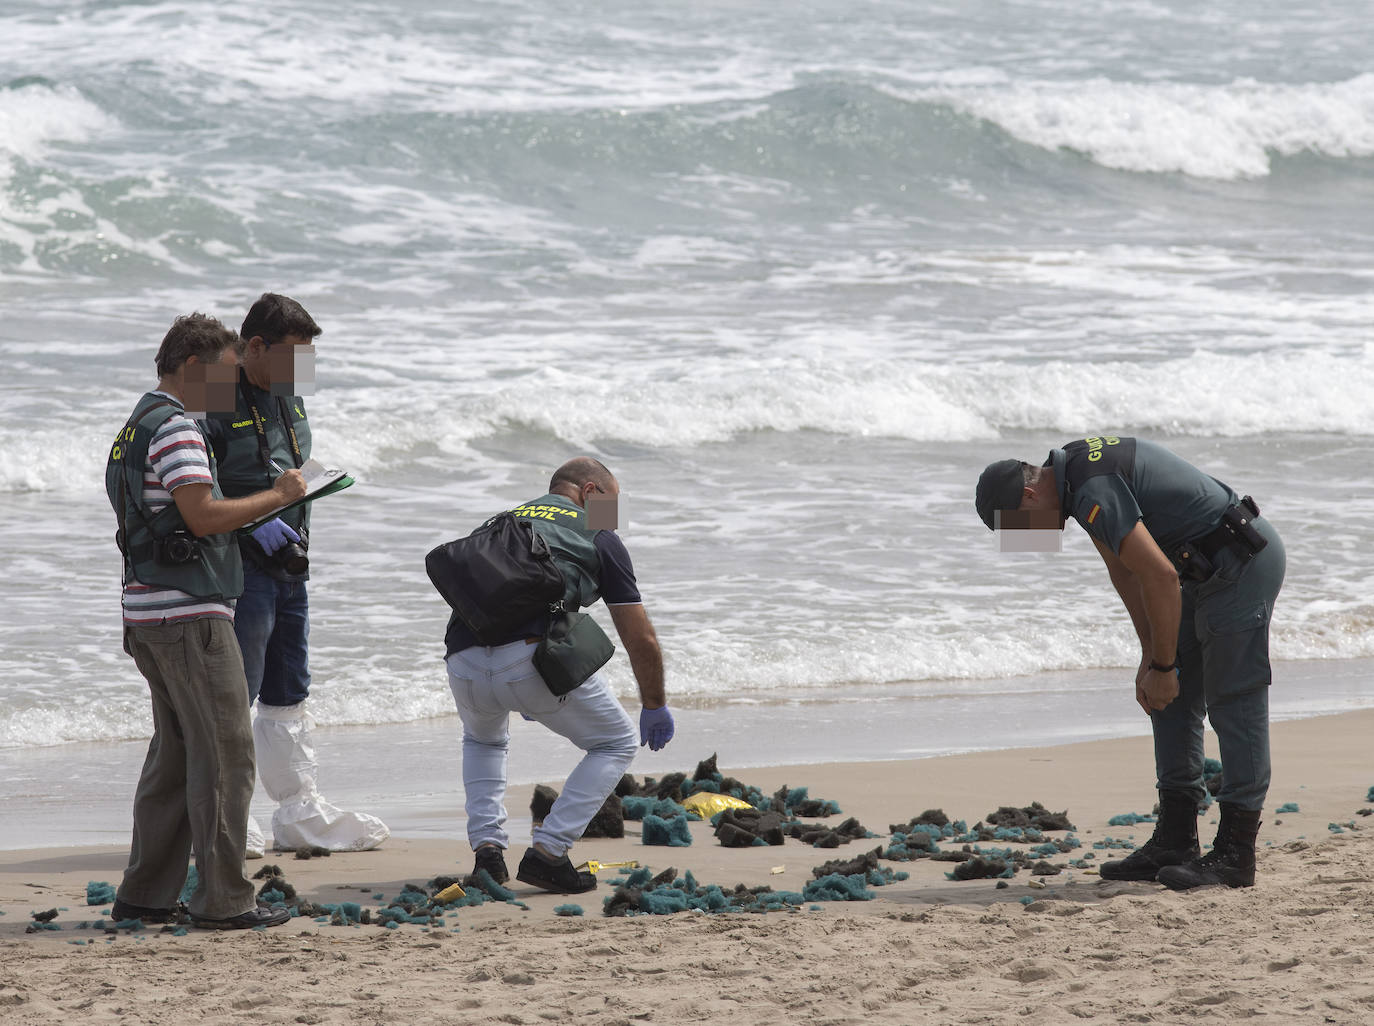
top-left (603, 855), bottom-right (906, 918)
top-left (1107, 812), bottom-right (1156, 826)
top-left (641, 811), bottom-right (693, 847)
top-left (178, 866), bottom-right (198, 904)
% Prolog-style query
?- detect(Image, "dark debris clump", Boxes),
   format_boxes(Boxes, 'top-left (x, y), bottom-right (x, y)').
top-left (787, 816), bottom-right (875, 848)
top-left (714, 808), bottom-right (788, 847)
top-left (535, 785), bottom-right (626, 838)
top-left (984, 802), bottom-right (1075, 832)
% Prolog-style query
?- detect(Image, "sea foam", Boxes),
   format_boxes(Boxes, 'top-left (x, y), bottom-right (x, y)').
top-left (7, 345), bottom-right (1372, 496)
top-left (0, 81), bottom-right (115, 170)
top-left (923, 74), bottom-right (1374, 179)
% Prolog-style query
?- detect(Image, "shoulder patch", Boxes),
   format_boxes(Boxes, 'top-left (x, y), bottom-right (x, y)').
top-left (1087, 504), bottom-right (1101, 524)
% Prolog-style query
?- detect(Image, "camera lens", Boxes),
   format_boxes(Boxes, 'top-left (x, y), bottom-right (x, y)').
top-left (278, 542), bottom-right (309, 576)
top-left (159, 531), bottom-right (198, 565)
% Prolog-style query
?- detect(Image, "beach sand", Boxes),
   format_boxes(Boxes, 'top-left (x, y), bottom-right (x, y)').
top-left (3, 708), bottom-right (1374, 1025)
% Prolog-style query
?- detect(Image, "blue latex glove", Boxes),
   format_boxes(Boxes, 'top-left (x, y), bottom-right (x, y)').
top-left (252, 518), bottom-right (300, 555)
top-left (639, 706), bottom-right (674, 751)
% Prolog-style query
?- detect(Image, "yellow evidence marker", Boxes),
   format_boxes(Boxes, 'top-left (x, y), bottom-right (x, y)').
top-left (575, 859), bottom-right (641, 874)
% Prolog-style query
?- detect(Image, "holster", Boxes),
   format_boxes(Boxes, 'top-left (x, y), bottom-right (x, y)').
top-left (1173, 496), bottom-right (1266, 583)
top-left (1174, 542), bottom-right (1215, 582)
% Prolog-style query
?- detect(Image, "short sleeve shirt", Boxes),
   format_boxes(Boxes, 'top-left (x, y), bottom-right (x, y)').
top-left (594, 530), bottom-right (641, 605)
top-left (1059, 437), bottom-right (1237, 555)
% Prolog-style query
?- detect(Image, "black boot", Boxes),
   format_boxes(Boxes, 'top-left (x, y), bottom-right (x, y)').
top-left (1099, 790), bottom-right (1200, 881)
top-left (1157, 803), bottom-right (1261, 890)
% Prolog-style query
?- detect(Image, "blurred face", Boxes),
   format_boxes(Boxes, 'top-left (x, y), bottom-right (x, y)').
top-left (243, 333), bottom-right (316, 396)
top-left (584, 478), bottom-right (624, 530)
top-left (181, 348), bottom-right (239, 418)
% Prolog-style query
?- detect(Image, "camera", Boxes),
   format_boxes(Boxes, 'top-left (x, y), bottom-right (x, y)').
top-left (156, 530), bottom-right (200, 566)
top-left (276, 528), bottom-right (309, 576)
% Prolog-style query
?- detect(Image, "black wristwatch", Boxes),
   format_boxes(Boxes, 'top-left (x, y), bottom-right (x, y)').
top-left (1149, 660), bottom-right (1178, 673)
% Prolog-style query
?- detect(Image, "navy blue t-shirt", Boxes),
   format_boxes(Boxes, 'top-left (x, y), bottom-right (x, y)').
top-left (444, 529), bottom-right (640, 656)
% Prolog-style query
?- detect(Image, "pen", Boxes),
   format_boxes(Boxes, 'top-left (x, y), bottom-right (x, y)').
top-left (268, 458), bottom-right (286, 475)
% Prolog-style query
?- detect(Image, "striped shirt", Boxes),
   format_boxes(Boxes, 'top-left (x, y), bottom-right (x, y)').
top-left (121, 393), bottom-right (235, 624)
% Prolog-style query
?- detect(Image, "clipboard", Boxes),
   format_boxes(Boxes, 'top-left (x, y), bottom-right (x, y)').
top-left (244, 458), bottom-right (355, 529)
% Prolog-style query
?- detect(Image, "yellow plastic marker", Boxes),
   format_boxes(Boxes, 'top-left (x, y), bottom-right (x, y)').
top-left (575, 859), bottom-right (640, 874)
top-left (432, 882), bottom-right (467, 903)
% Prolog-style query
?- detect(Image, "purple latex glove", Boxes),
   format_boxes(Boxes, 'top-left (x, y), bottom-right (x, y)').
top-left (252, 517), bottom-right (300, 555)
top-left (639, 706), bottom-right (674, 751)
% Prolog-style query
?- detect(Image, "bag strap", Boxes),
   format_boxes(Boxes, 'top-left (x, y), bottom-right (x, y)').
top-left (239, 377), bottom-right (304, 470)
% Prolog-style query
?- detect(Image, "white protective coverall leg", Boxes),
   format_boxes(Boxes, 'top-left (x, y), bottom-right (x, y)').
top-left (253, 701), bottom-right (390, 852)
top-left (245, 815), bottom-right (266, 859)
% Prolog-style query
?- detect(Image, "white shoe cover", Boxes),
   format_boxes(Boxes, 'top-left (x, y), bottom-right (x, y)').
top-left (245, 815), bottom-right (266, 859)
top-left (253, 701), bottom-right (390, 852)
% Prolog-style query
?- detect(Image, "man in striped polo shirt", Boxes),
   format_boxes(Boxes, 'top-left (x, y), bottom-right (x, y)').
top-left (106, 313), bottom-right (306, 930)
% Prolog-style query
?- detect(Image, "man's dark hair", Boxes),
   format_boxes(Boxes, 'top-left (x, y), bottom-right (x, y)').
top-left (155, 313), bottom-right (239, 377)
top-left (550, 457), bottom-right (615, 494)
top-left (240, 293), bottom-right (322, 347)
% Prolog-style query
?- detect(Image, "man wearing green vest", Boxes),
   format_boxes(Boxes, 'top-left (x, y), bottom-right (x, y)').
top-left (106, 313), bottom-right (306, 929)
top-left (445, 457), bottom-right (673, 894)
top-left (203, 293), bottom-right (388, 854)
top-left (976, 437), bottom-right (1285, 890)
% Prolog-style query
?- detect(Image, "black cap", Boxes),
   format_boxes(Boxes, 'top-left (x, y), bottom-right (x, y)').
top-left (975, 459), bottom-right (1026, 531)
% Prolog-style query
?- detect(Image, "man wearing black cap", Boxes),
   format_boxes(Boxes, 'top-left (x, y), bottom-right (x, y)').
top-left (975, 436), bottom-right (1285, 890)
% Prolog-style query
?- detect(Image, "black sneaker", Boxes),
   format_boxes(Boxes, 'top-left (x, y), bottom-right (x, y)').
top-left (191, 905), bottom-right (291, 930)
top-left (111, 898), bottom-right (177, 924)
top-left (516, 848), bottom-right (597, 894)
top-left (472, 845), bottom-right (509, 884)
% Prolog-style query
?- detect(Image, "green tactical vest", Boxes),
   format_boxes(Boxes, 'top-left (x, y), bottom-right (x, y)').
top-left (205, 374), bottom-right (312, 536)
top-left (105, 392), bottom-right (244, 600)
top-left (509, 493), bottom-right (602, 611)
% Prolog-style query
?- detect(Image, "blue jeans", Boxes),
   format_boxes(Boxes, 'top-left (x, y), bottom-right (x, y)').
top-left (446, 640), bottom-right (638, 857)
top-left (1153, 516), bottom-right (1286, 812)
top-left (234, 567), bottom-right (311, 707)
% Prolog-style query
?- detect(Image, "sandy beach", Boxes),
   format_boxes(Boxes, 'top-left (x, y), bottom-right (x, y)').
top-left (4, 707), bottom-right (1374, 1024)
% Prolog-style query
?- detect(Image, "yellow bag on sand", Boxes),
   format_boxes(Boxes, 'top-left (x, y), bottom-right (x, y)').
top-left (682, 792), bottom-right (754, 819)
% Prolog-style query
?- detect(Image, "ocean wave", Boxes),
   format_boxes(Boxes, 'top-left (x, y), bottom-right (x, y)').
top-left (235, 349), bottom-right (1374, 472)
top-left (5, 347), bottom-right (1372, 494)
top-left (913, 74), bottom-right (1374, 180)
top-left (3, 612), bottom-right (1369, 749)
top-left (0, 79), bottom-right (116, 170)
top-left (313, 75), bottom-right (1374, 187)
top-left (6, 71), bottom-right (1372, 283)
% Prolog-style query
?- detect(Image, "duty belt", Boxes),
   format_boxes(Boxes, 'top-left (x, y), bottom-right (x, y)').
top-left (1172, 496), bottom-right (1265, 582)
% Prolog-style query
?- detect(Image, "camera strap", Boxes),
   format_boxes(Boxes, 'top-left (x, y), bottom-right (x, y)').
top-left (240, 378), bottom-right (304, 472)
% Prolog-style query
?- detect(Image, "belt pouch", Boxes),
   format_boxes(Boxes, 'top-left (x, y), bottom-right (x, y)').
top-left (533, 611), bottom-right (616, 696)
top-left (1221, 501), bottom-right (1267, 556)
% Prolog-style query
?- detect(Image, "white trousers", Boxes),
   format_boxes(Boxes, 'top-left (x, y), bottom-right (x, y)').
top-left (446, 640), bottom-right (638, 857)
